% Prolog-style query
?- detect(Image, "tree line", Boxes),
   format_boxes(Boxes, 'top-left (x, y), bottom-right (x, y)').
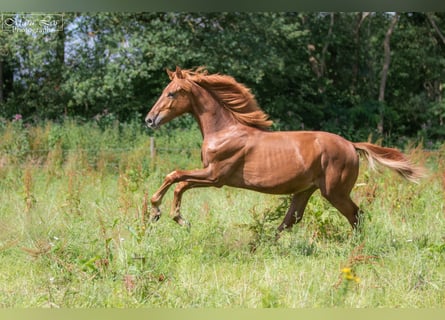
top-left (0, 12), bottom-right (444, 145)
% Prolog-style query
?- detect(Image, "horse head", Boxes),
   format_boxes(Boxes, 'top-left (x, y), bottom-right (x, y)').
top-left (145, 66), bottom-right (193, 129)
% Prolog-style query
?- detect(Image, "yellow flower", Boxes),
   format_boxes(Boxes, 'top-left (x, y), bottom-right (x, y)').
top-left (341, 267), bottom-right (352, 274)
top-left (341, 267), bottom-right (360, 283)
top-left (345, 273), bottom-right (355, 280)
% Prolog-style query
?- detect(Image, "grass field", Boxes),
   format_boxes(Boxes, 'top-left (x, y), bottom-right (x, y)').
top-left (0, 120), bottom-right (444, 307)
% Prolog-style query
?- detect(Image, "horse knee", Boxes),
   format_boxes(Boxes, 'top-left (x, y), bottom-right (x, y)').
top-left (151, 195), bottom-right (161, 206)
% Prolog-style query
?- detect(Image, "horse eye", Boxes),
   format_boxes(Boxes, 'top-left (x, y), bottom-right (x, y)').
top-left (167, 92), bottom-right (176, 99)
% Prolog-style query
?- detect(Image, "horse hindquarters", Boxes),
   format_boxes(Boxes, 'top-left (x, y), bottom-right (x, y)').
top-left (316, 135), bottom-right (361, 228)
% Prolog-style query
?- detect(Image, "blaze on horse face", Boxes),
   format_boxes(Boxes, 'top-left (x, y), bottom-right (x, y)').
top-left (145, 68), bottom-right (192, 129)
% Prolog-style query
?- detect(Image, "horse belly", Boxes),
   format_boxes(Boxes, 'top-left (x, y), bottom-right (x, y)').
top-left (227, 138), bottom-right (319, 194)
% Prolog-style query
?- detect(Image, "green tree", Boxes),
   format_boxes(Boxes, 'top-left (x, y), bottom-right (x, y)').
top-left (1, 12), bottom-right (444, 143)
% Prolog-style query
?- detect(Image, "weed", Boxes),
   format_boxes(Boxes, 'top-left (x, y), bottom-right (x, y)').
top-left (22, 166), bottom-right (35, 214)
top-left (332, 242), bottom-right (379, 306)
top-left (242, 196), bottom-right (290, 250)
top-left (64, 170), bottom-right (82, 215)
top-left (260, 287), bottom-right (282, 308)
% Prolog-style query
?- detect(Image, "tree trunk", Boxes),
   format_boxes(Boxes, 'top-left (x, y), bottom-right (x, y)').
top-left (320, 12), bottom-right (335, 77)
top-left (0, 60), bottom-right (4, 104)
top-left (308, 13), bottom-right (335, 93)
top-left (427, 13), bottom-right (445, 46)
top-left (55, 21), bottom-right (66, 115)
top-left (377, 13), bottom-right (399, 134)
top-left (352, 12), bottom-right (370, 91)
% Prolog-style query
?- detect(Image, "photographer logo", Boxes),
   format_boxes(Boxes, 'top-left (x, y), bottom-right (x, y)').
top-left (1, 13), bottom-right (63, 34)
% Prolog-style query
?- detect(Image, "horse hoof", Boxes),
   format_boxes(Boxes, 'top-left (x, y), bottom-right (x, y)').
top-left (174, 216), bottom-right (191, 231)
top-left (150, 207), bottom-right (161, 222)
top-left (183, 220), bottom-right (191, 232)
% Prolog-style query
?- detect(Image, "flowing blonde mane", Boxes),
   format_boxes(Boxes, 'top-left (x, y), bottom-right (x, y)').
top-left (172, 67), bottom-right (273, 129)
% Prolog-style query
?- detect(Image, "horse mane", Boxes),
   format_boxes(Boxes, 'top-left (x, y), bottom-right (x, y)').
top-left (173, 67), bottom-right (273, 129)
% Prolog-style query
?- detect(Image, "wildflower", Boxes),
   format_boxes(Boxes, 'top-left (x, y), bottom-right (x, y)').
top-left (341, 267), bottom-right (360, 283)
top-left (13, 114), bottom-right (22, 121)
top-left (341, 267), bottom-right (351, 274)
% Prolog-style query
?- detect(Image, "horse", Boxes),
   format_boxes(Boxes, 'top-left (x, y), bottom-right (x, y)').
top-left (144, 66), bottom-right (425, 233)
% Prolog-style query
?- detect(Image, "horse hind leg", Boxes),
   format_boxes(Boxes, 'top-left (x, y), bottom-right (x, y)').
top-left (320, 158), bottom-right (361, 229)
top-left (322, 190), bottom-right (360, 229)
top-left (277, 187), bottom-right (317, 234)
top-left (334, 197), bottom-right (359, 229)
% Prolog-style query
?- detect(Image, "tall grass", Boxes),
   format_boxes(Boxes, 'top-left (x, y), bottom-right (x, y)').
top-left (0, 120), bottom-right (444, 307)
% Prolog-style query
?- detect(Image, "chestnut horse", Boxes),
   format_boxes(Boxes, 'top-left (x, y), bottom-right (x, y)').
top-left (145, 67), bottom-right (425, 232)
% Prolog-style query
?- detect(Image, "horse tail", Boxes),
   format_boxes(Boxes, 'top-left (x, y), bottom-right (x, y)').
top-left (353, 142), bottom-right (426, 183)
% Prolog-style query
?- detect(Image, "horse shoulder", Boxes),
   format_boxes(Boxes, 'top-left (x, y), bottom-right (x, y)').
top-left (201, 127), bottom-right (250, 165)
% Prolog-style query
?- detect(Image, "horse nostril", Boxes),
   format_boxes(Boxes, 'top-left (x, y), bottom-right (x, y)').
top-left (146, 115), bottom-right (159, 128)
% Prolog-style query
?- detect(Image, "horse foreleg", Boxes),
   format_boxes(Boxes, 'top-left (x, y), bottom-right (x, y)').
top-left (150, 170), bottom-right (187, 221)
top-left (150, 175), bottom-right (175, 221)
top-left (171, 181), bottom-right (190, 226)
top-left (171, 180), bottom-right (221, 226)
top-left (150, 167), bottom-right (218, 223)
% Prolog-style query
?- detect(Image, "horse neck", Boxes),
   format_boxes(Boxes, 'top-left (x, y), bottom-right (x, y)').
top-left (190, 85), bottom-right (241, 137)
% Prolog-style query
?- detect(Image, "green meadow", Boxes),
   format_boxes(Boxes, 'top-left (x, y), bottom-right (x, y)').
top-left (0, 120), bottom-right (444, 307)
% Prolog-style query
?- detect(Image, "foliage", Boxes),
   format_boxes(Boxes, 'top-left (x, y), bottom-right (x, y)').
top-left (1, 12), bottom-right (445, 144)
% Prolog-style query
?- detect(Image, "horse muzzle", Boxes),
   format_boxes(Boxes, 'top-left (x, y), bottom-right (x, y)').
top-left (145, 113), bottom-right (162, 129)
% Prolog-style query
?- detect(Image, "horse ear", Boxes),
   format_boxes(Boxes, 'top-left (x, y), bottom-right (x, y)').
top-left (166, 68), bottom-right (174, 80)
top-left (175, 66), bottom-right (184, 79)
